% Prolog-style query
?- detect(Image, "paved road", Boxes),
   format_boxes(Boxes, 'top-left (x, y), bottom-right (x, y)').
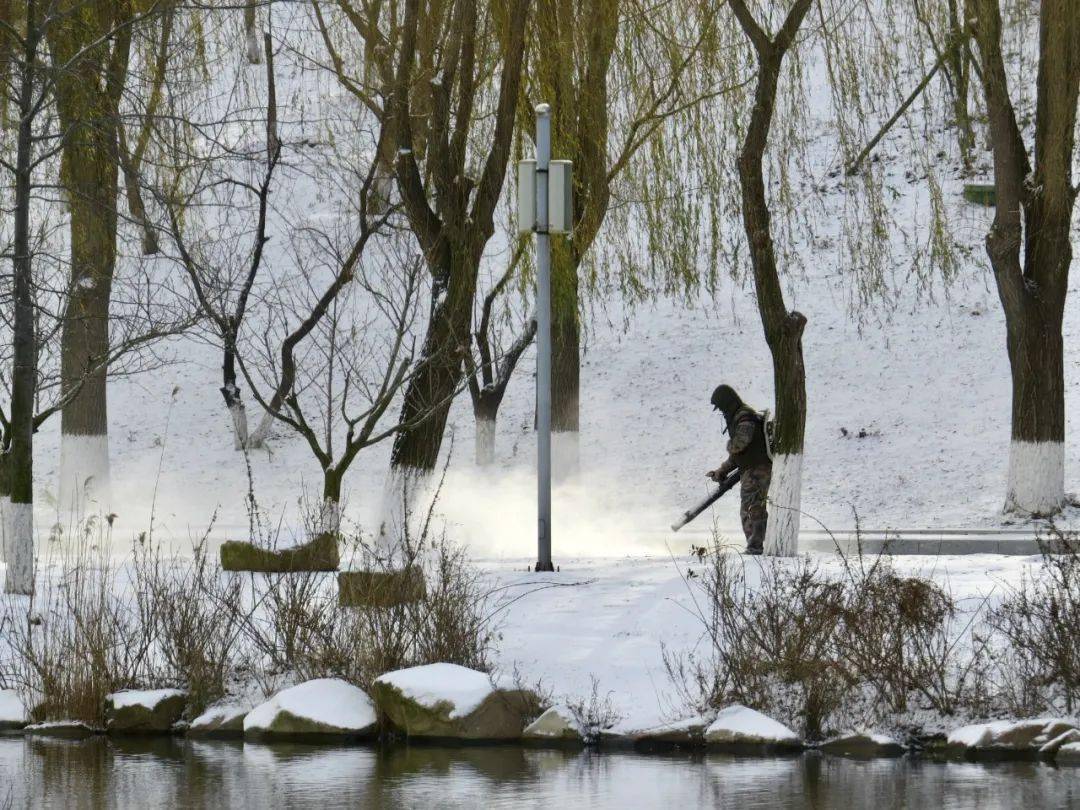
top-left (666, 526), bottom-right (1059, 555)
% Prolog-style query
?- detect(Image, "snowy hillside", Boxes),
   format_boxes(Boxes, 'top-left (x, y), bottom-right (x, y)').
top-left (21, 2), bottom-right (1080, 558)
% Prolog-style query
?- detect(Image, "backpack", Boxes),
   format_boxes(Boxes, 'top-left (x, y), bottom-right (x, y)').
top-left (759, 409), bottom-right (776, 461)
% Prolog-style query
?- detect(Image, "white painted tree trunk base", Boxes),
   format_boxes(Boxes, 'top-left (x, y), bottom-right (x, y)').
top-left (0, 495), bottom-right (8, 564)
top-left (228, 402), bottom-right (249, 451)
top-left (552, 430), bottom-right (580, 483)
top-left (58, 434), bottom-right (111, 519)
top-left (475, 418), bottom-right (496, 467)
top-left (246, 410), bottom-right (274, 450)
top-left (315, 497), bottom-right (341, 536)
top-left (376, 466), bottom-right (431, 565)
top-left (245, 28), bottom-right (262, 64)
top-left (764, 453), bottom-right (802, 557)
top-left (3, 501), bottom-right (32, 595)
top-left (1005, 440), bottom-right (1064, 516)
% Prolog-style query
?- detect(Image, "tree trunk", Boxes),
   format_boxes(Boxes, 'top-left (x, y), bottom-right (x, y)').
top-left (318, 472), bottom-right (342, 536)
top-left (380, 258), bottom-right (474, 550)
top-left (52, 23), bottom-right (121, 520)
top-left (0, 453), bottom-right (9, 566)
top-left (968, 0), bottom-right (1079, 516)
top-left (220, 346), bottom-right (253, 450)
top-left (473, 397), bottom-right (498, 467)
top-left (57, 118), bottom-right (117, 518)
top-left (244, 4), bottom-right (262, 65)
top-left (7, 23), bottom-right (37, 593)
top-left (551, 246), bottom-right (580, 481)
top-left (389, 259), bottom-right (475, 474)
top-left (730, 0), bottom-right (813, 557)
top-left (1004, 312), bottom-right (1065, 514)
top-left (761, 316), bottom-right (807, 556)
top-left (117, 127), bottom-right (159, 255)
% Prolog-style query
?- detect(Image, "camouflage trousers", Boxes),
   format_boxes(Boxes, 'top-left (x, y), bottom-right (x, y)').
top-left (740, 465), bottom-right (772, 552)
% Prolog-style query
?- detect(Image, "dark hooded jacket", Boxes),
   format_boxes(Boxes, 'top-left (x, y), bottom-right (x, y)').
top-left (711, 385), bottom-right (771, 472)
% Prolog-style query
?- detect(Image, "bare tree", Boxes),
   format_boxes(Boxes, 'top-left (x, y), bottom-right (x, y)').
top-left (464, 244), bottom-right (536, 466)
top-left (160, 31), bottom-right (281, 451)
top-left (966, 0), bottom-right (1080, 515)
top-left (726, 0), bottom-right (814, 556)
top-left (230, 141), bottom-right (423, 542)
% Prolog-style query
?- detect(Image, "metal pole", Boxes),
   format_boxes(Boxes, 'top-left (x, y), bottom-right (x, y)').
top-left (535, 103), bottom-right (554, 572)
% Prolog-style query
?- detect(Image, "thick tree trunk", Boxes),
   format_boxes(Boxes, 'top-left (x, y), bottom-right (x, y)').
top-left (58, 140), bottom-right (117, 518)
top-left (244, 4), bottom-right (262, 65)
top-left (968, 0), bottom-right (1079, 516)
top-left (389, 261), bottom-right (475, 473)
top-left (1002, 300), bottom-right (1066, 516)
top-left (473, 395), bottom-right (499, 467)
top-left (0, 454), bottom-right (9, 566)
top-left (381, 258), bottom-right (475, 549)
top-left (551, 250), bottom-right (580, 481)
top-left (53, 35), bottom-right (120, 519)
top-left (318, 472), bottom-right (342, 536)
top-left (7, 29), bottom-right (36, 593)
top-left (761, 317), bottom-right (807, 556)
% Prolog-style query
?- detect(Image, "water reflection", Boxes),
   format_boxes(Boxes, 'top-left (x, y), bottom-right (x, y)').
top-left (0, 736), bottom-right (1076, 809)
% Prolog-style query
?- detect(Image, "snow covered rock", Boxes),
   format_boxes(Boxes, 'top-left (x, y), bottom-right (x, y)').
top-left (105, 689), bottom-right (187, 734)
top-left (371, 663), bottom-right (542, 741)
top-left (25, 721), bottom-right (97, 740)
top-left (946, 718), bottom-right (1077, 756)
top-left (621, 717), bottom-right (710, 749)
top-left (820, 731), bottom-right (904, 758)
top-left (188, 703), bottom-right (250, 738)
top-left (704, 705), bottom-right (802, 750)
top-left (1056, 742), bottom-right (1080, 766)
top-left (1042, 728), bottom-right (1080, 756)
top-left (244, 679), bottom-right (377, 740)
top-left (0, 689), bottom-right (27, 731)
top-left (523, 705), bottom-right (583, 744)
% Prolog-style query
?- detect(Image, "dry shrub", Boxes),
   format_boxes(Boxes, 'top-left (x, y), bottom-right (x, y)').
top-left (669, 537), bottom-right (982, 740)
top-left (567, 675), bottom-right (622, 743)
top-left (134, 537), bottom-right (251, 716)
top-left (2, 545), bottom-right (156, 725)
top-left (252, 533), bottom-right (495, 691)
top-left (988, 528), bottom-right (1080, 714)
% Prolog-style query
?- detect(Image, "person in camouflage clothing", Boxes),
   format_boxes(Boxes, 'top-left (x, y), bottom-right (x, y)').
top-left (706, 384), bottom-right (771, 555)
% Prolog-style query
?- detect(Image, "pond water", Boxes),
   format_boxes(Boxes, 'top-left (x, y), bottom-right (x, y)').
top-left (0, 736), bottom-right (1076, 809)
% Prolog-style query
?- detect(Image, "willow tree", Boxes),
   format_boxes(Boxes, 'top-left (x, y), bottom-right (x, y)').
top-left (386, 0), bottom-right (531, 499)
top-left (530, 0), bottom-right (731, 478)
top-left (966, 0), bottom-right (1080, 515)
top-left (46, 0), bottom-right (141, 518)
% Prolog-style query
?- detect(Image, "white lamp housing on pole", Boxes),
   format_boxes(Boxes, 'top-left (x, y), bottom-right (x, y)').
top-left (516, 103), bottom-right (572, 573)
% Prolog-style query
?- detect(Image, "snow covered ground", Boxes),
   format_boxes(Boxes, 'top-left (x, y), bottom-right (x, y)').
top-left (8, 3), bottom-right (1076, 559)
top-left (482, 552), bottom-right (1034, 732)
